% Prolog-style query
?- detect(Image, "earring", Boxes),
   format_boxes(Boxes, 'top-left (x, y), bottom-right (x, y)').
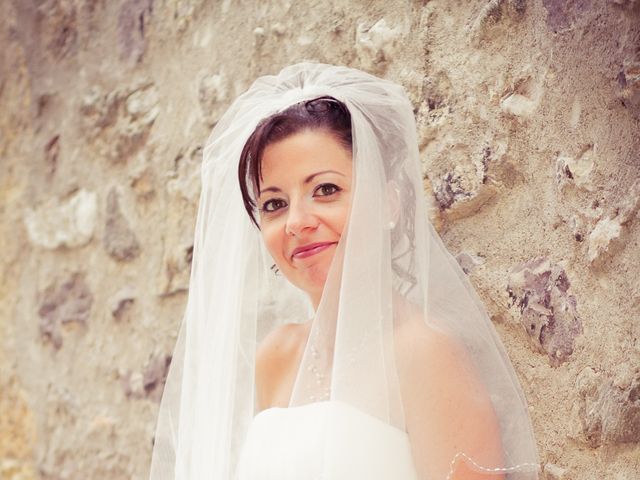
top-left (388, 221), bottom-right (396, 229)
top-left (270, 264), bottom-right (280, 276)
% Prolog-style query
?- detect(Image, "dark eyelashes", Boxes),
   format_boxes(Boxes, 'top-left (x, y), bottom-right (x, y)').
top-left (259, 183), bottom-right (342, 214)
top-left (260, 198), bottom-right (287, 213)
top-left (314, 183), bottom-right (341, 196)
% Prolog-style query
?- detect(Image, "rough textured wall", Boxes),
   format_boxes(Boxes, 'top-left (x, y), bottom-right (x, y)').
top-left (0, 1), bottom-right (638, 479)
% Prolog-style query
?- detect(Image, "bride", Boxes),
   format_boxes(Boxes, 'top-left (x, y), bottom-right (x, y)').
top-left (149, 63), bottom-right (539, 480)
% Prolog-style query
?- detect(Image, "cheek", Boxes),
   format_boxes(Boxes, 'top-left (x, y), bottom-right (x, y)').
top-left (329, 203), bottom-right (350, 237)
top-left (260, 223), bottom-right (285, 262)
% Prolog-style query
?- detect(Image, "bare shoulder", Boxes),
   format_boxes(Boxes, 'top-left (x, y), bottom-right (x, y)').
top-left (394, 309), bottom-right (464, 369)
top-left (255, 322), bottom-right (310, 410)
top-left (394, 307), bottom-right (485, 403)
top-left (394, 306), bottom-right (503, 479)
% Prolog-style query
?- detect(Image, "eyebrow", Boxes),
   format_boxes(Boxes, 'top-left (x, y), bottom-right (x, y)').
top-left (259, 170), bottom-right (345, 195)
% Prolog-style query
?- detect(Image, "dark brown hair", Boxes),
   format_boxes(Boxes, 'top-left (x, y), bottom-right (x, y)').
top-left (238, 96), bottom-right (352, 227)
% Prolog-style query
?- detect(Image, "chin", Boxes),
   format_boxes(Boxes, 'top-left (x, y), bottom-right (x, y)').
top-left (294, 264), bottom-right (331, 299)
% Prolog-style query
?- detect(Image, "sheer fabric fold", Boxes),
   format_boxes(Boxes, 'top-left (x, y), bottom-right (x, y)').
top-left (149, 63), bottom-right (539, 480)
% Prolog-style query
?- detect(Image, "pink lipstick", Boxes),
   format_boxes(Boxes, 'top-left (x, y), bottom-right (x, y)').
top-left (291, 242), bottom-right (337, 259)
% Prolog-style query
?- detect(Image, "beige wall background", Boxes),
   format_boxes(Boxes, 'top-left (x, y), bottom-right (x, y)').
top-left (1, 1), bottom-right (639, 479)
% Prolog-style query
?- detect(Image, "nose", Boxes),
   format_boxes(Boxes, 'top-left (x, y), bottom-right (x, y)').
top-left (285, 199), bottom-right (318, 236)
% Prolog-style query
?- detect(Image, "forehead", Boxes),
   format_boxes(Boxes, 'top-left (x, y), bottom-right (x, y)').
top-left (260, 129), bottom-right (352, 180)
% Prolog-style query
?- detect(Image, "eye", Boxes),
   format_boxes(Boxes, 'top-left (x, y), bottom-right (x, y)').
top-left (260, 198), bottom-right (287, 213)
top-left (314, 183), bottom-right (341, 197)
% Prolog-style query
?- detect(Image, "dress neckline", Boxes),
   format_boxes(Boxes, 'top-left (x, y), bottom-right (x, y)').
top-left (253, 400), bottom-right (409, 438)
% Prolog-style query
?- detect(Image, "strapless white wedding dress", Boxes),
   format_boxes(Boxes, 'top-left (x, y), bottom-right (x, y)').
top-left (237, 400), bottom-right (419, 479)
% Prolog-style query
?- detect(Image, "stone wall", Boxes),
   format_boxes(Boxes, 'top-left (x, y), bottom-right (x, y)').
top-left (1, 1), bottom-right (638, 479)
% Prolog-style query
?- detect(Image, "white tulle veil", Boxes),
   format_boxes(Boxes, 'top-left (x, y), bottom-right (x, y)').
top-left (149, 63), bottom-right (539, 479)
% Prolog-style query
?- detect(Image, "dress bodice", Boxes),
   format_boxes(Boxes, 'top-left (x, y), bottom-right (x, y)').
top-left (236, 400), bottom-right (419, 480)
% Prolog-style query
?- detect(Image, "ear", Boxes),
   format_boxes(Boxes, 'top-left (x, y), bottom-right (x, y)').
top-left (386, 180), bottom-right (401, 229)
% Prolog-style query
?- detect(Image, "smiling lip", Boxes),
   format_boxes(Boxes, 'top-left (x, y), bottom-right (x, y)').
top-left (291, 242), bottom-right (337, 259)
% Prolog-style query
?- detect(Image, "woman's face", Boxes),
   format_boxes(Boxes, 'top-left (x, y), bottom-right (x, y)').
top-left (257, 129), bottom-right (352, 309)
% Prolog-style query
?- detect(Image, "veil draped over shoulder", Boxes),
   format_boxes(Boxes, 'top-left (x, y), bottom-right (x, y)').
top-left (149, 63), bottom-right (539, 480)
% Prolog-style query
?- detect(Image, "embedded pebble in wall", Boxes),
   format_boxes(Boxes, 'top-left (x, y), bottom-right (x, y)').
top-left (618, 59), bottom-right (640, 114)
top-left (121, 355), bottom-right (171, 402)
top-left (118, 0), bottom-right (153, 62)
top-left (175, 0), bottom-right (197, 33)
top-left (587, 179), bottom-right (640, 264)
top-left (44, 135), bottom-right (60, 176)
top-left (355, 19), bottom-right (401, 73)
top-left (24, 189), bottom-right (97, 250)
top-left (142, 355), bottom-right (172, 402)
top-left (103, 188), bottom-right (141, 262)
top-left (108, 286), bottom-right (136, 321)
top-left (543, 463), bottom-right (567, 480)
top-left (556, 147), bottom-right (595, 191)
top-left (467, 0), bottom-right (527, 46)
top-left (618, 179), bottom-right (640, 221)
top-left (621, 60), bottom-right (640, 88)
top-left (158, 243), bottom-right (194, 296)
top-left (198, 73), bottom-right (228, 127)
top-left (542, 0), bottom-right (592, 33)
top-left (296, 34), bottom-right (314, 47)
top-left (270, 23), bottom-right (286, 35)
top-left (567, 214), bottom-right (587, 242)
top-left (510, 0), bottom-right (527, 14)
top-left (432, 154), bottom-right (496, 221)
top-left (167, 146), bottom-right (203, 205)
top-left (499, 67), bottom-right (545, 118)
top-left (38, 274), bottom-right (93, 349)
top-left (126, 86), bottom-right (160, 124)
top-left (159, 147), bottom-right (201, 296)
top-left (80, 86), bottom-right (121, 134)
top-left (576, 366), bottom-right (600, 397)
top-left (434, 169), bottom-right (474, 210)
top-left (468, 0), bottom-right (506, 37)
top-left (253, 26), bottom-right (267, 50)
top-left (579, 364), bottom-right (640, 446)
top-left (587, 216), bottom-right (623, 263)
top-left (36, 0), bottom-right (78, 59)
top-left (80, 83), bottom-right (159, 162)
top-left (114, 84), bottom-right (160, 161)
top-left (128, 164), bottom-right (156, 200)
top-left (455, 251), bottom-right (486, 274)
top-left (500, 89), bottom-right (540, 116)
top-left (121, 371), bottom-right (145, 399)
top-left (506, 257), bottom-right (583, 365)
